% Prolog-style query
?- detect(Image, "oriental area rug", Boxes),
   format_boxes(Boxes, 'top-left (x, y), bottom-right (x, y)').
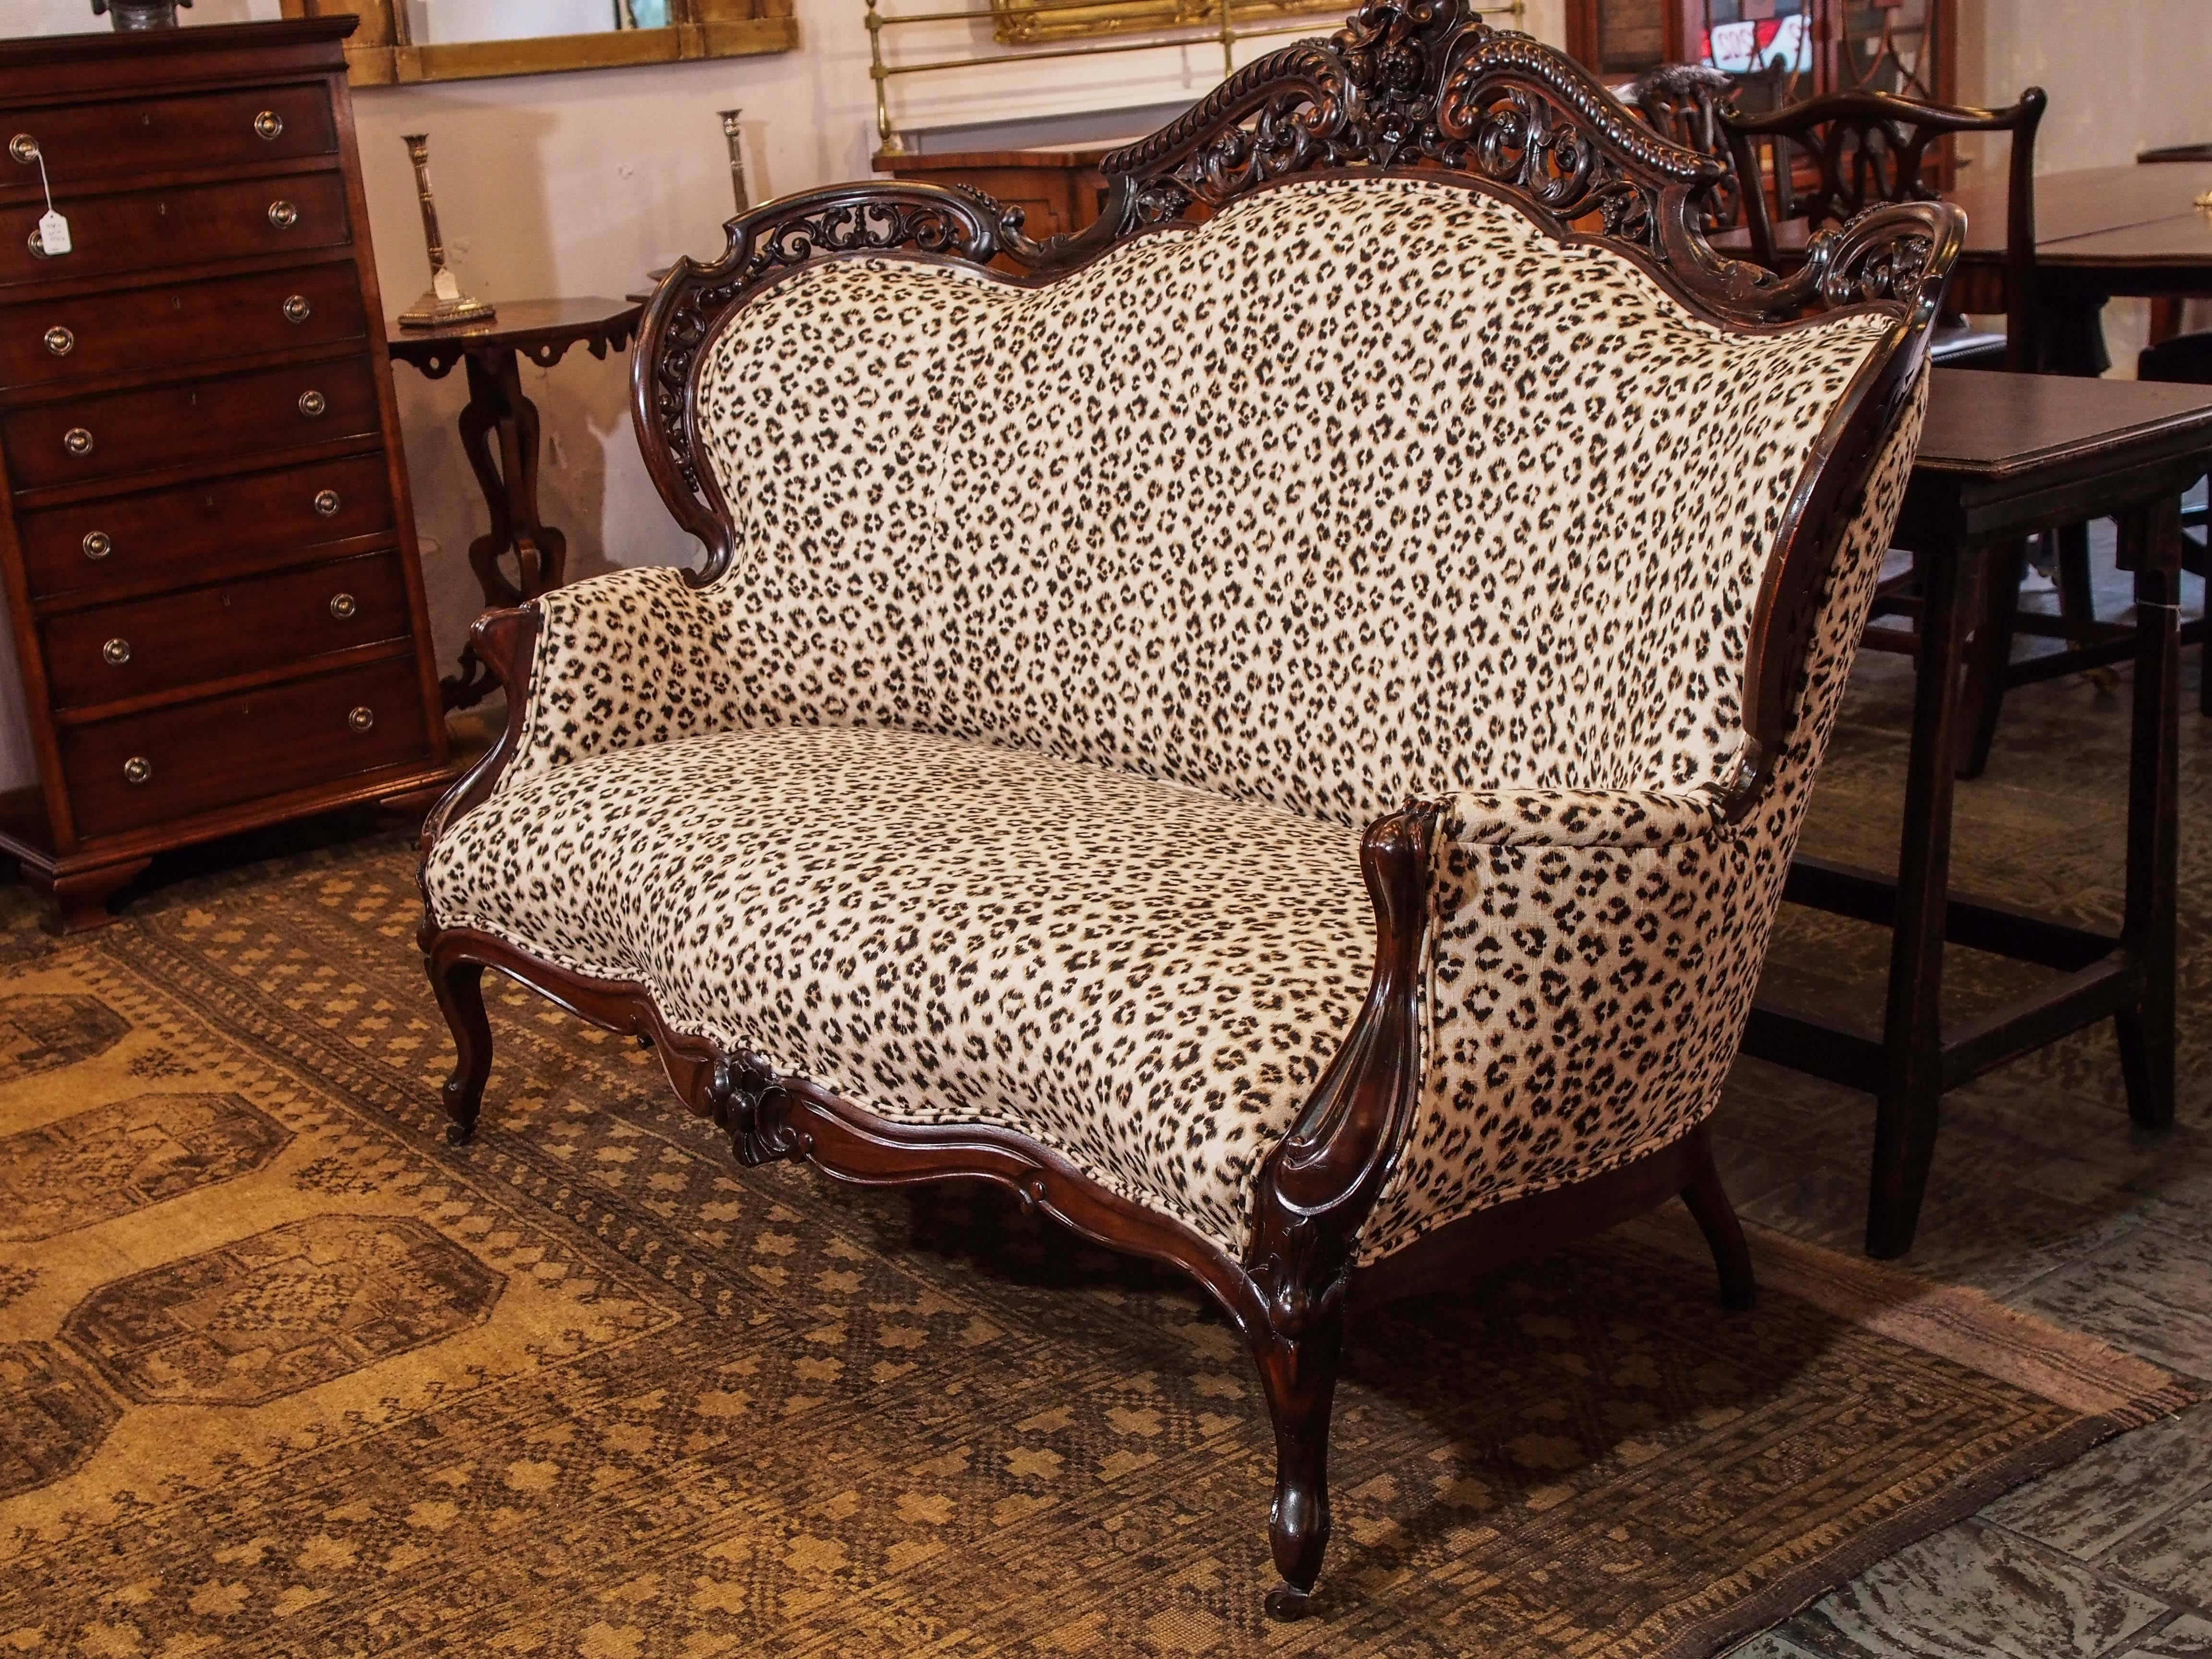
top-left (0, 829), bottom-right (2191, 1658)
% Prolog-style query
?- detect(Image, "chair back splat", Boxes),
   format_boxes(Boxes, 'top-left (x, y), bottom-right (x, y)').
top-left (1721, 84), bottom-right (2044, 369)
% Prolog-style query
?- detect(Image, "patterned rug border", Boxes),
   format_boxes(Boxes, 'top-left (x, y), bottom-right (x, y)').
top-left (1625, 1207), bottom-right (2199, 1658)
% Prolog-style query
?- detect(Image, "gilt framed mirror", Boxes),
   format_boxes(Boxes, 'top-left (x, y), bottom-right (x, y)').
top-left (278, 0), bottom-right (795, 85)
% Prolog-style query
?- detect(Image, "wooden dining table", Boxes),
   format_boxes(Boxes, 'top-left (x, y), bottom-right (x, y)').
top-left (1744, 368), bottom-right (2212, 1259)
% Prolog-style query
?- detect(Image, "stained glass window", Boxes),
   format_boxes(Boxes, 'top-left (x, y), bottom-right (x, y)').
top-left (1699, 0), bottom-right (1813, 77)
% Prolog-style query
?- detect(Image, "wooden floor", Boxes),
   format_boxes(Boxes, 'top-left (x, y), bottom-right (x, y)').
top-left (1731, 518), bottom-right (2212, 1659)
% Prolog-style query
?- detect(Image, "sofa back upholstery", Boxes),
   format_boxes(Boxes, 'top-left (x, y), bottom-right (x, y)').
top-left (694, 176), bottom-right (1896, 829)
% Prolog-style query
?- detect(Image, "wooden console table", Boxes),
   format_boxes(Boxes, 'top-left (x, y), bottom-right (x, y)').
top-left (1743, 369), bottom-right (2211, 1258)
top-left (386, 298), bottom-right (638, 708)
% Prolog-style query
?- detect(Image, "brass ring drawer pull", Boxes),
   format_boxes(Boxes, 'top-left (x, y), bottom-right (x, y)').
top-left (328, 592), bottom-right (358, 621)
top-left (8, 134), bottom-right (37, 166)
top-left (298, 389), bottom-right (327, 418)
top-left (347, 706), bottom-right (375, 733)
top-left (267, 200), bottom-right (299, 229)
top-left (122, 756), bottom-right (152, 786)
top-left (63, 427), bottom-right (93, 457)
top-left (283, 294), bottom-right (313, 324)
top-left (254, 110), bottom-right (285, 141)
top-left (313, 489), bottom-right (342, 517)
top-left (26, 228), bottom-right (52, 259)
top-left (82, 530), bottom-right (111, 561)
top-left (102, 638), bottom-right (131, 667)
top-left (44, 325), bottom-right (74, 357)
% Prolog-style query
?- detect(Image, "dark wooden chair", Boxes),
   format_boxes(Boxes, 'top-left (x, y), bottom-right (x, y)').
top-left (1723, 86), bottom-right (2045, 370)
top-left (1622, 62), bottom-right (1778, 232)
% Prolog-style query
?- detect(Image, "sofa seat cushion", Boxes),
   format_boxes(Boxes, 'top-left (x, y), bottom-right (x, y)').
top-left (425, 723), bottom-right (1374, 1255)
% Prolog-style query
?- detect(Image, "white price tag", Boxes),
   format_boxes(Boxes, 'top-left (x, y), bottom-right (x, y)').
top-left (36, 209), bottom-right (69, 257)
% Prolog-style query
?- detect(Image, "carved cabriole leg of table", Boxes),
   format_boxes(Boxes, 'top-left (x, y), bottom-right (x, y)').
top-left (2114, 493), bottom-right (2182, 1133)
top-left (1866, 536), bottom-right (1984, 1260)
top-left (443, 346), bottom-right (569, 710)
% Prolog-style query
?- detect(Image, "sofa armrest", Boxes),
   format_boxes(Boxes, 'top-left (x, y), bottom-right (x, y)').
top-left (1352, 785), bottom-right (1756, 1264)
top-left (497, 565), bottom-right (739, 792)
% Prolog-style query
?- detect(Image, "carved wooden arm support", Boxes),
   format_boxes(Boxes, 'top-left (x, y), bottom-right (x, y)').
top-left (1243, 782), bottom-right (1740, 1292)
top-left (1246, 801), bottom-right (1440, 1311)
top-left (419, 605), bottom-right (539, 868)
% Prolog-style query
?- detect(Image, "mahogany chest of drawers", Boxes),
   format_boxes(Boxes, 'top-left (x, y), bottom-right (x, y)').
top-left (0, 18), bottom-right (451, 931)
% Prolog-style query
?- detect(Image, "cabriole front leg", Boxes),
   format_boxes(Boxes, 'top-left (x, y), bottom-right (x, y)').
top-left (1249, 1282), bottom-right (1346, 1621)
top-left (428, 950), bottom-right (492, 1146)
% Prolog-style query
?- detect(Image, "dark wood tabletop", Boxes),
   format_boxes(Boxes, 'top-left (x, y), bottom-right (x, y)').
top-left (1917, 368), bottom-right (2212, 479)
top-left (1946, 162), bottom-right (2212, 252)
top-left (1715, 164), bottom-right (2212, 267)
top-left (2024, 210), bottom-right (2212, 271)
top-left (384, 297), bottom-right (640, 360)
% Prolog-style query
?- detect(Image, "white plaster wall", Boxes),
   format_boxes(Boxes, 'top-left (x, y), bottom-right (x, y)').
top-left (1960, 0), bottom-right (2206, 173)
top-left (1955, 0), bottom-right (2212, 374)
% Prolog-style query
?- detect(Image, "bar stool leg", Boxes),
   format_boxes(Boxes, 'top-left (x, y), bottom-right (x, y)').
top-left (2055, 522), bottom-right (2098, 650)
top-left (2114, 497), bottom-right (2182, 1132)
top-left (1960, 539), bottom-right (2028, 780)
top-left (1869, 537), bottom-right (1983, 1258)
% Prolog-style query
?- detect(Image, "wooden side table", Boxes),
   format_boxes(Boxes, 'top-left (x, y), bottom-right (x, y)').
top-left (1743, 369), bottom-right (2212, 1258)
top-left (387, 298), bottom-right (640, 708)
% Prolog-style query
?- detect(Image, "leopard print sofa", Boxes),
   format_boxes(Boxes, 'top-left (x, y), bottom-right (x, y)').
top-left (418, 3), bottom-right (1958, 1615)
top-left (426, 174), bottom-right (1914, 1263)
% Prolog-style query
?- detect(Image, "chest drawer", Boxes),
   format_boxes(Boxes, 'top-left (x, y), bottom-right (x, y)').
top-left (61, 654), bottom-right (428, 842)
top-left (2, 170), bottom-right (351, 289)
top-left (15, 451), bottom-right (393, 602)
top-left (43, 549), bottom-right (413, 711)
top-left (7, 353), bottom-right (378, 490)
top-left (4, 84), bottom-right (336, 187)
top-left (0, 261), bottom-right (367, 391)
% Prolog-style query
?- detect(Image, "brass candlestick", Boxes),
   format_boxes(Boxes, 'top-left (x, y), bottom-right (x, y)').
top-left (92, 0), bottom-right (191, 28)
top-left (397, 133), bottom-right (495, 330)
top-left (719, 108), bottom-right (751, 216)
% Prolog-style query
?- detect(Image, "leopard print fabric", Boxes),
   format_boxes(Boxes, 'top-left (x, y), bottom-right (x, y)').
top-left (432, 725), bottom-right (1372, 1253)
top-left (428, 174), bottom-right (1919, 1262)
